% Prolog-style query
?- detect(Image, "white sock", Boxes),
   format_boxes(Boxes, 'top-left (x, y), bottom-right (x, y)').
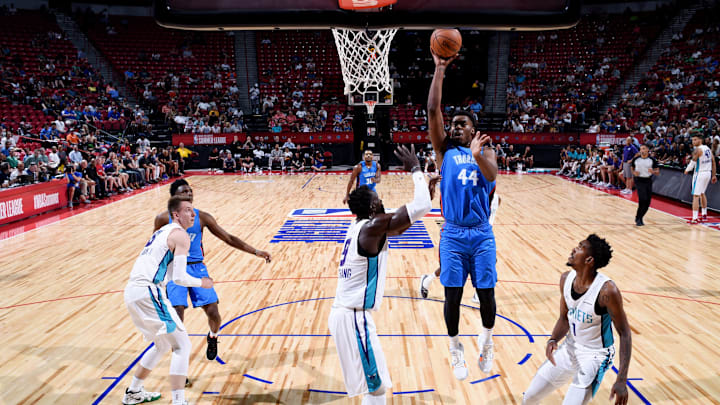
top-left (422, 274), bottom-right (435, 289)
top-left (209, 330), bottom-right (218, 338)
top-left (449, 335), bottom-right (460, 349)
top-left (172, 389), bottom-right (185, 405)
top-left (702, 207), bottom-right (707, 216)
top-left (693, 210), bottom-right (698, 220)
top-left (129, 376), bottom-right (143, 391)
top-left (480, 327), bottom-right (494, 346)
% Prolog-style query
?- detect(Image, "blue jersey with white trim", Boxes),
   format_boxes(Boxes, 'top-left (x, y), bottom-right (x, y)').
top-left (169, 208), bottom-right (203, 262)
top-left (439, 145), bottom-right (496, 227)
top-left (334, 219), bottom-right (389, 311)
top-left (358, 161), bottom-right (378, 191)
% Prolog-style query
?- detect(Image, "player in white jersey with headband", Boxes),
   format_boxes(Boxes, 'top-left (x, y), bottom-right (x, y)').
top-left (122, 195), bottom-right (213, 405)
top-left (329, 145), bottom-right (431, 404)
top-left (685, 133), bottom-right (717, 224)
top-left (522, 234), bottom-right (633, 405)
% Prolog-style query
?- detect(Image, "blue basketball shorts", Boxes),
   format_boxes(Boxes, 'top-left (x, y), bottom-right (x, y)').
top-left (166, 262), bottom-right (219, 308)
top-left (439, 222), bottom-right (497, 289)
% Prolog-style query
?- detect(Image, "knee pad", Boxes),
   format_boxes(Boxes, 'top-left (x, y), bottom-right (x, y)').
top-left (169, 330), bottom-right (192, 376)
top-left (139, 339), bottom-right (171, 370)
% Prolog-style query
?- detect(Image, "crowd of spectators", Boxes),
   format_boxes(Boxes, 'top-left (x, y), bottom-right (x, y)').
top-left (556, 133), bottom-right (719, 192)
top-left (204, 135), bottom-right (330, 173)
top-left (0, 132), bottom-right (192, 207)
top-left (504, 10), bottom-right (668, 133)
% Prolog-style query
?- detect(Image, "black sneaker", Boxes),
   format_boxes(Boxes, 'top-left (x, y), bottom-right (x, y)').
top-left (635, 219), bottom-right (644, 226)
top-left (206, 333), bottom-right (218, 360)
top-left (185, 377), bottom-right (192, 387)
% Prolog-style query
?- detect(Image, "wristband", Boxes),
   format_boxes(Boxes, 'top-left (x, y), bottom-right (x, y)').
top-left (411, 165), bottom-right (422, 173)
top-left (547, 339), bottom-right (556, 345)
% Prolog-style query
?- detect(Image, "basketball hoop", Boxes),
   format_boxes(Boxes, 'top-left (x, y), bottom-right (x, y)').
top-left (364, 100), bottom-right (377, 116)
top-left (332, 27), bottom-right (397, 116)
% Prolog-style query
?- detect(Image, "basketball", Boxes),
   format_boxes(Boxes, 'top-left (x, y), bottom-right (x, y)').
top-left (430, 29), bottom-right (462, 59)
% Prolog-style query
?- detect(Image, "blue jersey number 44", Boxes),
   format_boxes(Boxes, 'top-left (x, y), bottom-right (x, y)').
top-left (457, 169), bottom-right (478, 186)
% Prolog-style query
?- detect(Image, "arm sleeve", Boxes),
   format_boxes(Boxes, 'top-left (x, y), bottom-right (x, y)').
top-left (169, 254), bottom-right (203, 287)
top-left (405, 170), bottom-right (432, 223)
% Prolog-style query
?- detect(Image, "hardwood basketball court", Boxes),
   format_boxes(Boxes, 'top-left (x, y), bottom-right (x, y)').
top-left (0, 172), bottom-right (718, 404)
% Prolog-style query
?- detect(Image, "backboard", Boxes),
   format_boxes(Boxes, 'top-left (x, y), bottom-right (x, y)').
top-left (155, 0), bottom-right (581, 31)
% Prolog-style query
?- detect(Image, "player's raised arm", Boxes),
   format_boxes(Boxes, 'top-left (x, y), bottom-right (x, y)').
top-left (343, 164), bottom-right (361, 204)
top-left (361, 145), bottom-right (431, 244)
top-left (601, 281), bottom-right (632, 405)
top-left (427, 51), bottom-right (458, 165)
top-left (201, 211), bottom-right (272, 263)
top-left (546, 271), bottom-right (571, 366)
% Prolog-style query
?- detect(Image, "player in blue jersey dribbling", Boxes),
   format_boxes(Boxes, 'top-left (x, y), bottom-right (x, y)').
top-left (427, 50), bottom-right (499, 381)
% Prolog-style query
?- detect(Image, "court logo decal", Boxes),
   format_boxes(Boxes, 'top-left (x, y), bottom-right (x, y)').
top-left (271, 209), bottom-right (435, 248)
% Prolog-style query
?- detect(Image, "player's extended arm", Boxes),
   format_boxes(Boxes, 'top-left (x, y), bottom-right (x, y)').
top-left (167, 228), bottom-right (211, 288)
top-left (375, 163), bottom-right (382, 184)
top-left (343, 165), bottom-right (361, 204)
top-left (546, 272), bottom-right (571, 366)
top-left (470, 132), bottom-right (498, 182)
top-left (427, 52), bottom-right (458, 166)
top-left (201, 211), bottom-right (272, 263)
top-left (602, 281), bottom-right (632, 405)
top-left (712, 150), bottom-right (717, 183)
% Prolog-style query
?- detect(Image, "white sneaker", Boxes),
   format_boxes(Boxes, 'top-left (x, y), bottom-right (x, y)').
top-left (122, 388), bottom-right (161, 404)
top-left (478, 341), bottom-right (494, 374)
top-left (620, 189), bottom-right (632, 195)
top-left (471, 292), bottom-right (479, 303)
top-left (450, 342), bottom-right (469, 380)
top-left (419, 274), bottom-right (430, 299)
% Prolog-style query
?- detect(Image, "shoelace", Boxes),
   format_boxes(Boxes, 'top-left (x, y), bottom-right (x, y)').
top-left (451, 350), bottom-right (464, 367)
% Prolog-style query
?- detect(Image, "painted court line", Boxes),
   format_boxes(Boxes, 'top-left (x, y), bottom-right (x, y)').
top-left (3, 277), bottom-right (719, 310)
top-left (243, 373), bottom-right (273, 384)
top-left (393, 389), bottom-right (434, 395)
top-left (470, 374), bottom-right (501, 384)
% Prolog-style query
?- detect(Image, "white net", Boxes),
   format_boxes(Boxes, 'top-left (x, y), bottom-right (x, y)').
top-left (331, 28), bottom-right (398, 106)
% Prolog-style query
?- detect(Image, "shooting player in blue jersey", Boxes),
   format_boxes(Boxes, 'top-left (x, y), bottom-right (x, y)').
top-left (427, 50), bottom-right (499, 381)
top-left (344, 149), bottom-right (382, 204)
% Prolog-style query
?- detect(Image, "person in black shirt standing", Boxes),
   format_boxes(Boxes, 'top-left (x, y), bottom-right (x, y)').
top-left (631, 144), bottom-right (660, 226)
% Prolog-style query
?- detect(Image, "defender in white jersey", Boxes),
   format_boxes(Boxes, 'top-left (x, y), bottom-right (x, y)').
top-left (419, 174), bottom-right (501, 303)
top-left (685, 134), bottom-right (717, 224)
top-left (122, 196), bottom-right (214, 405)
top-left (523, 235), bottom-right (632, 405)
top-left (329, 145), bottom-right (431, 404)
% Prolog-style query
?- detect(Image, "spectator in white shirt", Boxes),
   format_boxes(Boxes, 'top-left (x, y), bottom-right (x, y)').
top-left (69, 146), bottom-right (83, 164)
top-left (588, 120), bottom-right (600, 133)
top-left (48, 147), bottom-right (60, 172)
top-left (282, 138), bottom-right (296, 149)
